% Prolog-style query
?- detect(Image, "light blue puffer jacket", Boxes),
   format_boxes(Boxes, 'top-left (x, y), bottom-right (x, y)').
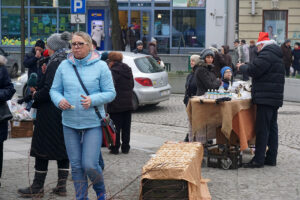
top-left (50, 50), bottom-right (116, 129)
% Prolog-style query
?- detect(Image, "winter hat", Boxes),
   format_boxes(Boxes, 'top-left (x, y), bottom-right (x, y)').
top-left (221, 66), bottom-right (232, 79)
top-left (101, 51), bottom-right (109, 61)
top-left (190, 55), bottom-right (201, 65)
top-left (151, 37), bottom-right (157, 43)
top-left (234, 39), bottom-right (240, 44)
top-left (241, 39), bottom-right (246, 44)
top-left (211, 43), bottom-right (218, 49)
top-left (27, 73), bottom-right (38, 87)
top-left (46, 31), bottom-right (71, 51)
top-left (35, 40), bottom-right (45, 49)
top-left (256, 32), bottom-right (276, 46)
top-left (136, 40), bottom-right (143, 46)
top-left (201, 48), bottom-right (215, 60)
top-left (284, 39), bottom-right (291, 44)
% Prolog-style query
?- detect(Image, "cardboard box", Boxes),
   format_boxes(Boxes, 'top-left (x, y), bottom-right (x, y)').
top-left (10, 121), bottom-right (34, 138)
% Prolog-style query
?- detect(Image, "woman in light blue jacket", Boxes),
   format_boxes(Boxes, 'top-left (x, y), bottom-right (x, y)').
top-left (50, 31), bottom-right (116, 200)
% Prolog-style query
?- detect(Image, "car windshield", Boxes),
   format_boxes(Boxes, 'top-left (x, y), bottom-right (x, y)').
top-left (134, 57), bottom-right (164, 73)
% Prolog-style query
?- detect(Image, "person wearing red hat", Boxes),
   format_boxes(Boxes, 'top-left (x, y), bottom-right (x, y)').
top-left (237, 32), bottom-right (285, 168)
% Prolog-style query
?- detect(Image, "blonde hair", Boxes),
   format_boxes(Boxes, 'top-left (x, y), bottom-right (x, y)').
top-left (72, 31), bottom-right (93, 50)
top-left (0, 55), bottom-right (7, 66)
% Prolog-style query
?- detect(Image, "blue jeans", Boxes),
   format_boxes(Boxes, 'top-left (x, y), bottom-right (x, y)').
top-left (63, 126), bottom-right (106, 200)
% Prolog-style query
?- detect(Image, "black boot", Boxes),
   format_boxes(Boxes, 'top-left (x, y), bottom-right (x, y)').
top-left (52, 169), bottom-right (69, 196)
top-left (18, 170), bottom-right (47, 198)
top-left (184, 133), bottom-right (189, 142)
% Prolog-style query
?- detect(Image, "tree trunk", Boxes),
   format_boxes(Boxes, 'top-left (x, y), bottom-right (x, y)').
top-left (109, 0), bottom-right (124, 50)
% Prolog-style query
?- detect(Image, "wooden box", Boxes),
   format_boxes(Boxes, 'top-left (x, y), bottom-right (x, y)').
top-left (141, 179), bottom-right (189, 200)
top-left (10, 121), bottom-right (34, 138)
top-left (207, 147), bottom-right (242, 170)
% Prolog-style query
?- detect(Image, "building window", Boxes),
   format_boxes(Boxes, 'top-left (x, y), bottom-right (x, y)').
top-left (2, 0), bottom-right (27, 6)
top-left (1, 8), bottom-right (28, 45)
top-left (172, 9), bottom-right (205, 48)
top-left (263, 10), bottom-right (287, 44)
top-left (30, 0), bottom-right (53, 6)
top-left (154, 10), bottom-right (170, 36)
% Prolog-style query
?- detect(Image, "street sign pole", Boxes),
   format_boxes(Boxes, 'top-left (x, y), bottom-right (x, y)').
top-left (77, 23), bottom-right (79, 32)
top-left (71, 0), bottom-right (86, 31)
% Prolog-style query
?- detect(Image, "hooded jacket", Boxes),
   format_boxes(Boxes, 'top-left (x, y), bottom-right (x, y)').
top-left (240, 43), bottom-right (285, 107)
top-left (50, 50), bottom-right (116, 129)
top-left (107, 61), bottom-right (134, 113)
top-left (195, 62), bottom-right (221, 96)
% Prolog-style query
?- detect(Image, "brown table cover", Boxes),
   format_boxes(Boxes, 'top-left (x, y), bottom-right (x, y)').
top-left (140, 142), bottom-right (211, 200)
top-left (186, 97), bottom-right (256, 151)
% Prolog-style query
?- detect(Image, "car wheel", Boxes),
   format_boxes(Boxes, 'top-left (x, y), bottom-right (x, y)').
top-left (10, 64), bottom-right (18, 78)
top-left (132, 93), bottom-right (139, 111)
top-left (23, 84), bottom-right (28, 98)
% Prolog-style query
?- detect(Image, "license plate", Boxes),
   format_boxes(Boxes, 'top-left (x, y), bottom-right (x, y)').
top-left (160, 90), bottom-right (169, 96)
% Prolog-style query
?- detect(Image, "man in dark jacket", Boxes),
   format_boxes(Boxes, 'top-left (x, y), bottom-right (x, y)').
top-left (237, 32), bottom-right (285, 168)
top-left (281, 39), bottom-right (293, 77)
top-left (133, 40), bottom-right (149, 55)
top-left (23, 40), bottom-right (45, 78)
top-left (107, 52), bottom-right (134, 154)
top-left (249, 40), bottom-right (258, 64)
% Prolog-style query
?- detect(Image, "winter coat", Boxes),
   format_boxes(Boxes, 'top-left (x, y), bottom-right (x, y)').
top-left (232, 45), bottom-right (245, 65)
top-left (0, 66), bottom-right (15, 143)
top-left (50, 50), bottom-right (116, 129)
top-left (222, 45), bottom-right (233, 68)
top-left (133, 48), bottom-right (149, 55)
top-left (281, 44), bottom-right (292, 67)
top-left (292, 48), bottom-right (300, 71)
top-left (249, 45), bottom-right (258, 64)
top-left (183, 66), bottom-right (198, 106)
top-left (195, 62), bottom-right (221, 96)
top-left (242, 44), bottom-right (250, 63)
top-left (213, 52), bottom-right (226, 78)
top-left (240, 43), bottom-right (285, 107)
top-left (107, 62), bottom-right (134, 113)
top-left (148, 42), bottom-right (161, 61)
top-left (23, 48), bottom-right (43, 78)
top-left (30, 49), bottom-right (68, 160)
top-left (126, 29), bottom-right (137, 50)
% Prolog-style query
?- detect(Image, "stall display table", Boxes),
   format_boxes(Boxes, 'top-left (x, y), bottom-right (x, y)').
top-left (140, 142), bottom-right (211, 200)
top-left (186, 98), bottom-right (256, 151)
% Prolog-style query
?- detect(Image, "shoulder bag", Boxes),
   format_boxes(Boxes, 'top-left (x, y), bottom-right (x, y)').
top-left (72, 65), bottom-right (116, 148)
top-left (0, 102), bottom-right (13, 122)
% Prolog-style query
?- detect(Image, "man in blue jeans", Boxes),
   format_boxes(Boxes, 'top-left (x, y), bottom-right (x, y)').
top-left (237, 32), bottom-right (285, 168)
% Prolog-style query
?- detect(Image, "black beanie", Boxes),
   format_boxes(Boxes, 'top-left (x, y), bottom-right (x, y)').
top-left (35, 40), bottom-right (45, 49)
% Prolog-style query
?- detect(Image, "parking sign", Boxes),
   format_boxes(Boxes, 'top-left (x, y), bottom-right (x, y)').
top-left (71, 0), bottom-right (85, 14)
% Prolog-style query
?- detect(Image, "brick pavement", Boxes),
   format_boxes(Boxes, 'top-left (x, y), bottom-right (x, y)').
top-left (1, 94), bottom-right (300, 200)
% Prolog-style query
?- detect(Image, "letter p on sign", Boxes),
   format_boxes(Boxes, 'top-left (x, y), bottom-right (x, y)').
top-left (71, 0), bottom-right (85, 14)
top-left (74, 0), bottom-right (82, 12)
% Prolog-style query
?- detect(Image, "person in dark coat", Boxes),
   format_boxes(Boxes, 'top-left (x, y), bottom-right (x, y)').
top-left (281, 39), bottom-right (293, 77)
top-left (148, 37), bottom-right (161, 62)
top-left (133, 40), bottom-right (149, 55)
top-left (237, 32), bottom-right (285, 168)
top-left (0, 55), bottom-right (15, 187)
top-left (107, 52), bottom-right (134, 154)
top-left (249, 40), bottom-right (258, 64)
top-left (18, 32), bottom-right (71, 198)
top-left (126, 25), bottom-right (137, 51)
top-left (209, 46), bottom-right (226, 78)
top-left (221, 45), bottom-right (233, 69)
top-left (195, 49), bottom-right (221, 96)
top-left (292, 42), bottom-right (300, 76)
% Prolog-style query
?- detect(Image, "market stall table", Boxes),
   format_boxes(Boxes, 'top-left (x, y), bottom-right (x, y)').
top-left (186, 97), bottom-right (256, 151)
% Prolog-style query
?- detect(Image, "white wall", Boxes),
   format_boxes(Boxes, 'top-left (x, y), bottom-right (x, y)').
top-left (205, 0), bottom-right (226, 48)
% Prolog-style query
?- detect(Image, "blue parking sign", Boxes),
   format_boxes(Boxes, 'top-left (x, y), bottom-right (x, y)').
top-left (71, 0), bottom-right (86, 14)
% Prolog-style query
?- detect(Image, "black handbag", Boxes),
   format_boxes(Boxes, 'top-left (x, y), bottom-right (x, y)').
top-left (72, 65), bottom-right (117, 148)
top-left (0, 102), bottom-right (13, 122)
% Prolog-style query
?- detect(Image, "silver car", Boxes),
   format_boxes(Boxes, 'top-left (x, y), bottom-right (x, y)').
top-left (13, 51), bottom-right (171, 110)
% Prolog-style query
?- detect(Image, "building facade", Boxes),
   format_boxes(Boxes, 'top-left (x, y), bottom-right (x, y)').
top-left (0, 0), bottom-right (232, 54)
top-left (238, 0), bottom-right (300, 45)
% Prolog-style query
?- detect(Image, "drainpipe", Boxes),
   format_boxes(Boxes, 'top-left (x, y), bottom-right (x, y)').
top-left (235, 0), bottom-right (239, 39)
top-left (224, 0), bottom-right (228, 45)
top-left (251, 0), bottom-right (256, 15)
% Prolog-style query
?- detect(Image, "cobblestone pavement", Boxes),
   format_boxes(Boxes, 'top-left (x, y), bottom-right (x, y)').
top-left (1, 94), bottom-right (300, 200)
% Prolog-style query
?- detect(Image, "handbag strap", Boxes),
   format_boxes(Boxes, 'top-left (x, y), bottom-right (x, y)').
top-left (72, 64), bottom-right (103, 120)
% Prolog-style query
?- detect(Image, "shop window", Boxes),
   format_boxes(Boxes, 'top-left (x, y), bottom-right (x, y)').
top-left (30, 8), bottom-right (57, 43)
top-left (263, 10), bottom-right (287, 45)
top-left (131, 11), bottom-right (141, 40)
top-left (59, 0), bottom-right (70, 6)
top-left (156, 37), bottom-right (169, 54)
top-left (172, 9), bottom-right (205, 48)
top-left (154, 10), bottom-right (170, 36)
top-left (2, 0), bottom-right (27, 6)
top-left (60, 8), bottom-right (85, 34)
top-left (155, 3), bottom-right (170, 7)
top-left (173, 0), bottom-right (205, 7)
top-left (1, 8), bottom-right (28, 45)
top-left (119, 11), bottom-right (128, 44)
top-left (131, 3), bottom-right (151, 7)
top-left (118, 3), bottom-right (129, 7)
top-left (30, 0), bottom-right (53, 6)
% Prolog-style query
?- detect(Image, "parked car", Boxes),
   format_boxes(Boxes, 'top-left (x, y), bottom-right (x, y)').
top-left (0, 47), bottom-right (19, 77)
top-left (13, 51), bottom-right (172, 110)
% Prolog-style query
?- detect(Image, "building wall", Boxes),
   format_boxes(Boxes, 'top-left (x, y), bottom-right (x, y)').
top-left (239, 0), bottom-right (300, 43)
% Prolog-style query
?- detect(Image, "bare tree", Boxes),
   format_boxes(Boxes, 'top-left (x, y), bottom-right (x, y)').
top-left (109, 0), bottom-right (124, 50)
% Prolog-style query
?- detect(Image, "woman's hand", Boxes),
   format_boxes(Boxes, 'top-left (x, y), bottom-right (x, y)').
top-left (81, 95), bottom-right (91, 109)
top-left (59, 99), bottom-right (71, 110)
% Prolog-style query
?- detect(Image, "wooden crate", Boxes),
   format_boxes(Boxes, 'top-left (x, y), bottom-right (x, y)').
top-left (141, 179), bottom-right (189, 200)
top-left (10, 121), bottom-right (34, 138)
